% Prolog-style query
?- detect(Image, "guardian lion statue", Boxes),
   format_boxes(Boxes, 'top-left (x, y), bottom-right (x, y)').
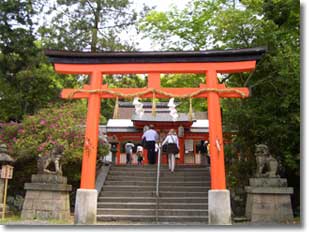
top-left (255, 144), bottom-right (279, 178)
top-left (37, 145), bottom-right (64, 175)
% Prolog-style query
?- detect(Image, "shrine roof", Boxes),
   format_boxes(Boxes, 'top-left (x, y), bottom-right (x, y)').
top-left (45, 47), bottom-right (266, 64)
top-left (131, 112), bottom-right (196, 123)
top-left (100, 119), bottom-right (210, 133)
top-left (118, 101), bottom-right (181, 108)
top-left (107, 119), bottom-right (134, 127)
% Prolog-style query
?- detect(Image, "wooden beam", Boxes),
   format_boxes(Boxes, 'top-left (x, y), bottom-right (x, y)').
top-left (54, 61), bottom-right (256, 75)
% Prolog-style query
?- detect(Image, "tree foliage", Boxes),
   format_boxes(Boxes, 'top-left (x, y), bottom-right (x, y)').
top-left (0, 1), bottom-right (81, 122)
top-left (37, 0), bottom-right (147, 51)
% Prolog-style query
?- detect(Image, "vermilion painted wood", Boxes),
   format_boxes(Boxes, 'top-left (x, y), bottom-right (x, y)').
top-left (54, 60), bottom-right (257, 190)
top-left (207, 69), bottom-right (226, 190)
top-left (80, 71), bottom-right (102, 189)
top-left (116, 143), bottom-right (121, 165)
top-left (147, 73), bottom-right (161, 88)
top-left (54, 61), bottom-right (256, 74)
top-left (143, 147), bottom-right (149, 164)
top-left (178, 137), bottom-right (185, 164)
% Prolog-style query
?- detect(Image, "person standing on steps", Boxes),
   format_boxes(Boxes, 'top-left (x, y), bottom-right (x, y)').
top-left (136, 144), bottom-right (144, 165)
top-left (125, 141), bottom-right (135, 165)
top-left (142, 124), bottom-right (159, 164)
top-left (162, 129), bottom-right (179, 172)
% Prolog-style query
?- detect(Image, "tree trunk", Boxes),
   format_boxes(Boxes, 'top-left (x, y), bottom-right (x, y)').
top-left (91, 1), bottom-right (101, 52)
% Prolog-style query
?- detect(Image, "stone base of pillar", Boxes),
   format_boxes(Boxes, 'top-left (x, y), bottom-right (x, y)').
top-left (208, 189), bottom-right (232, 225)
top-left (74, 189), bottom-right (97, 224)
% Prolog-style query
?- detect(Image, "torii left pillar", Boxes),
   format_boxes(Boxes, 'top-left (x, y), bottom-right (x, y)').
top-left (74, 71), bottom-right (102, 224)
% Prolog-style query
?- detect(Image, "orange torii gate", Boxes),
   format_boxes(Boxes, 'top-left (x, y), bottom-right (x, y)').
top-left (45, 47), bottom-right (265, 224)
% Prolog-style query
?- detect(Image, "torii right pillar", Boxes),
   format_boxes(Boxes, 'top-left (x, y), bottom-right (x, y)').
top-left (207, 69), bottom-right (231, 225)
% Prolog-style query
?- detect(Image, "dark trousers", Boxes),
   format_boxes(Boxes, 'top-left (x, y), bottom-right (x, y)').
top-left (126, 153), bottom-right (131, 164)
top-left (146, 141), bottom-right (156, 164)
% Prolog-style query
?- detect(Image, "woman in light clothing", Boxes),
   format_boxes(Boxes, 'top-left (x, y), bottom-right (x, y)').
top-left (162, 129), bottom-right (179, 172)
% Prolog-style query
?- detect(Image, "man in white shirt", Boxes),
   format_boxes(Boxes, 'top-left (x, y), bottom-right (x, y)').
top-left (142, 124), bottom-right (159, 164)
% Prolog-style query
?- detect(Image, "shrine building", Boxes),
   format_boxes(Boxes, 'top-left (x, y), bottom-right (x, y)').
top-left (100, 101), bottom-right (214, 165)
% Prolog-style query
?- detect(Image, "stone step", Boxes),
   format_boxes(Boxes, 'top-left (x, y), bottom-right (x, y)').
top-left (158, 197), bottom-right (208, 203)
top-left (111, 165), bottom-right (208, 169)
top-left (110, 167), bottom-right (210, 172)
top-left (98, 202), bottom-right (156, 209)
top-left (98, 197), bottom-right (208, 203)
top-left (97, 164), bottom-right (210, 224)
top-left (102, 185), bottom-right (210, 192)
top-left (96, 214), bottom-right (208, 224)
top-left (157, 215), bottom-right (208, 223)
top-left (109, 168), bottom-right (210, 174)
top-left (107, 176), bottom-right (210, 181)
top-left (104, 180), bottom-right (210, 186)
top-left (107, 173), bottom-right (210, 178)
top-left (97, 208), bottom-right (156, 216)
top-left (97, 214), bottom-right (155, 222)
top-left (98, 196), bottom-right (156, 202)
top-left (100, 191), bottom-right (208, 197)
top-left (97, 208), bottom-right (208, 216)
top-left (98, 202), bottom-right (208, 209)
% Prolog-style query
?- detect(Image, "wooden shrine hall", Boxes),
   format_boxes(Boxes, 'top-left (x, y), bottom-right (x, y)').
top-left (100, 101), bottom-right (211, 165)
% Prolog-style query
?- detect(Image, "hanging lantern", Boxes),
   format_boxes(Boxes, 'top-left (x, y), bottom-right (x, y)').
top-left (178, 125), bottom-right (184, 138)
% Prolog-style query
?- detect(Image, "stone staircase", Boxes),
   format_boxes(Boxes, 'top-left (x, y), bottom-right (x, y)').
top-left (97, 165), bottom-right (210, 224)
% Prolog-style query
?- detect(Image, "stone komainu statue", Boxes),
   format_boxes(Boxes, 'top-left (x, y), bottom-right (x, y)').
top-left (255, 144), bottom-right (279, 178)
top-left (37, 145), bottom-right (64, 175)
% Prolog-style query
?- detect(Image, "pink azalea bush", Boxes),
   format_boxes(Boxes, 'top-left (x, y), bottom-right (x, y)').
top-left (13, 101), bottom-right (87, 163)
top-left (0, 122), bottom-right (21, 154)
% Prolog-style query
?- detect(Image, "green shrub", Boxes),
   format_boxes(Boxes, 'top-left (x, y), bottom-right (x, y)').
top-left (13, 101), bottom-right (87, 164)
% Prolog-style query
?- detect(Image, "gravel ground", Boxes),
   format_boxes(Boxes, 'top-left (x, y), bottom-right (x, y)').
top-left (1, 217), bottom-right (300, 226)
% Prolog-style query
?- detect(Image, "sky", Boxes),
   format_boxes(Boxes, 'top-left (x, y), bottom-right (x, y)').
top-left (132, 0), bottom-right (190, 11)
top-left (130, 0), bottom-right (191, 50)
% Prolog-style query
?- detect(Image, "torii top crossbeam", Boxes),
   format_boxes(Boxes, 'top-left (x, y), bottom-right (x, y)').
top-left (45, 47), bottom-right (266, 190)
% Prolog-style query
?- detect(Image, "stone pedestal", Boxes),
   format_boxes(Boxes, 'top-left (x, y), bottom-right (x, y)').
top-left (208, 189), bottom-right (232, 225)
top-left (21, 174), bottom-right (72, 220)
top-left (245, 178), bottom-right (293, 223)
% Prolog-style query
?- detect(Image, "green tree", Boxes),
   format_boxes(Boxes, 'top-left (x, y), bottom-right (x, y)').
top-left (0, 1), bottom-right (81, 121)
top-left (0, 0), bottom-right (38, 120)
top-left (161, 74), bottom-right (207, 112)
top-left (38, 0), bottom-right (147, 51)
